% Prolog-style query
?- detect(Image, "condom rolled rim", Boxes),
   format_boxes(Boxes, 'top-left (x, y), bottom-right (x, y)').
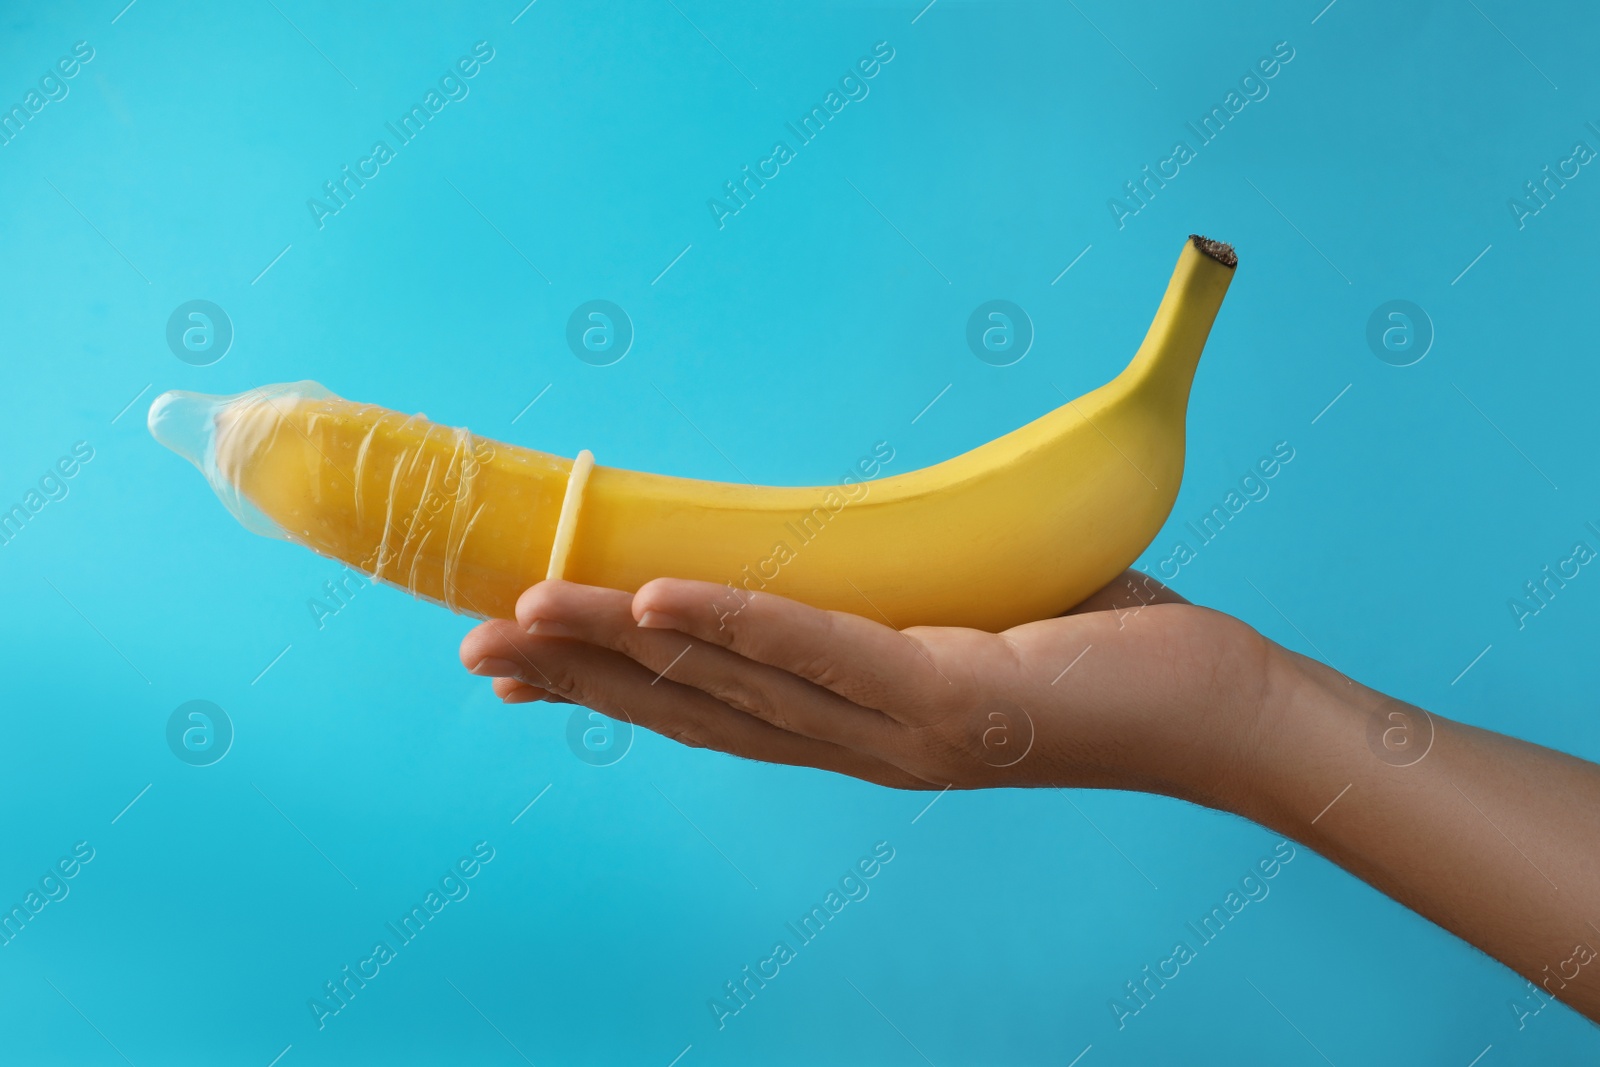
top-left (545, 449), bottom-right (595, 581)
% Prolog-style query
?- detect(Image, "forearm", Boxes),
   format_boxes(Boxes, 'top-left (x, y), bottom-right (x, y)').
top-left (470, 571), bottom-right (1600, 1018)
top-left (1214, 647), bottom-right (1600, 1020)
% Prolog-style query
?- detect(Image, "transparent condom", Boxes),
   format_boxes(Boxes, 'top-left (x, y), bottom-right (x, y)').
top-left (148, 382), bottom-right (336, 543)
top-left (148, 382), bottom-right (578, 620)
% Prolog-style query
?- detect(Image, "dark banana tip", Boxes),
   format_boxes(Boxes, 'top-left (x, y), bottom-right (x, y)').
top-left (1190, 234), bottom-right (1238, 268)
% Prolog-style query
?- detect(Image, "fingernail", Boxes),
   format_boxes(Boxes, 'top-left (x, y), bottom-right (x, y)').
top-left (470, 657), bottom-right (521, 677)
top-left (637, 610), bottom-right (681, 630)
top-left (526, 619), bottom-right (574, 637)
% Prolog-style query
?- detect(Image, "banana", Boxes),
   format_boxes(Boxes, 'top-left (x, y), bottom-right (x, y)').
top-left (149, 234), bottom-right (1236, 631)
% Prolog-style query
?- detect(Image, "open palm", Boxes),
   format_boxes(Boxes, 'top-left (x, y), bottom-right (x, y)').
top-left (460, 571), bottom-right (1272, 799)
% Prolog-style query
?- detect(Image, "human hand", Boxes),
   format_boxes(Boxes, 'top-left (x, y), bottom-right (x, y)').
top-left (460, 570), bottom-right (1600, 1022)
top-left (459, 570), bottom-right (1278, 802)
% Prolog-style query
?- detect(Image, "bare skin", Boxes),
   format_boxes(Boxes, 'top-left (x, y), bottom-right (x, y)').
top-left (460, 571), bottom-right (1600, 1023)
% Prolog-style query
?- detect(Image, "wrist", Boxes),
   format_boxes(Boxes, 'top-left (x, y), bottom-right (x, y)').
top-left (1213, 641), bottom-right (1385, 832)
top-left (1023, 608), bottom-right (1290, 804)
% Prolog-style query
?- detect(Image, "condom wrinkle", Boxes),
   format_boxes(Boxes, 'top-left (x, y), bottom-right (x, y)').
top-left (374, 454), bottom-right (406, 585)
top-left (442, 429), bottom-right (483, 613)
top-left (353, 414), bottom-right (377, 530)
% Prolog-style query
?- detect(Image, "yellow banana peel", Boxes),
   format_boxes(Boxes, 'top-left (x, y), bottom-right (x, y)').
top-left (149, 235), bottom-right (1236, 631)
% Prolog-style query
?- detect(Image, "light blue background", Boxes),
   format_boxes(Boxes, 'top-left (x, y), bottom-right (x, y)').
top-left (2, 0), bottom-right (1597, 1063)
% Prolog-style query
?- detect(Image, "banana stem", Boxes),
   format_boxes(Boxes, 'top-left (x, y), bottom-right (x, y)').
top-left (1121, 234), bottom-right (1237, 414)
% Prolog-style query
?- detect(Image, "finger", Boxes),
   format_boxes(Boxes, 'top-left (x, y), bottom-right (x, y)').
top-left (490, 676), bottom-right (567, 704)
top-left (495, 679), bottom-right (542, 704)
top-left (462, 618), bottom-right (566, 691)
top-left (1061, 569), bottom-right (1189, 616)
top-left (626, 578), bottom-right (954, 711)
top-left (490, 628), bottom-right (934, 789)
top-left (516, 580), bottom-right (900, 752)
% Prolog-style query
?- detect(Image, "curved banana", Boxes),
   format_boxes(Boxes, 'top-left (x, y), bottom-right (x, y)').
top-left (149, 235), bottom-right (1236, 631)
